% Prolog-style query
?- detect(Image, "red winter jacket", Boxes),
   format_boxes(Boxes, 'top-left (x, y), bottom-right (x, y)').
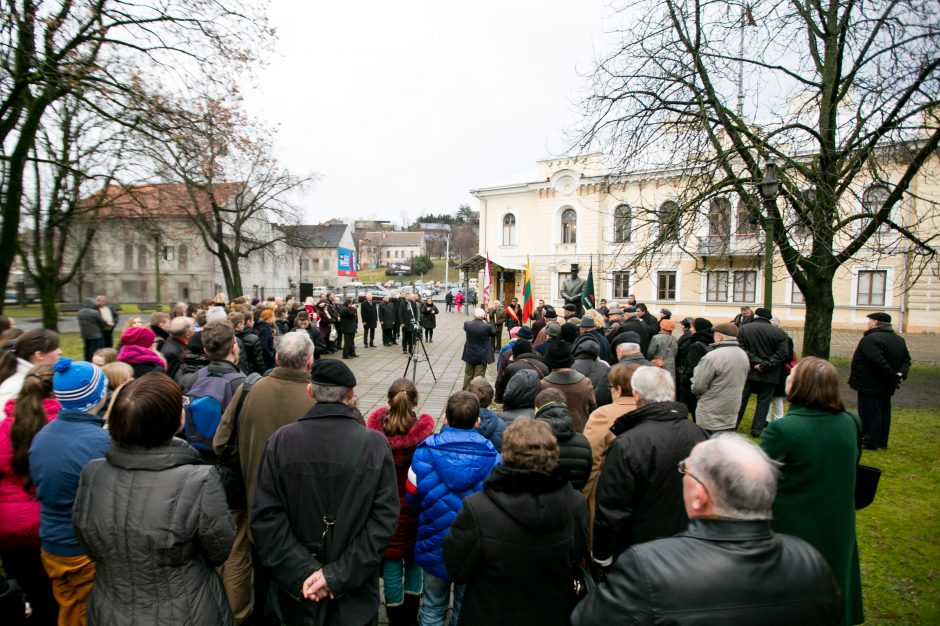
top-left (0, 398), bottom-right (60, 548)
top-left (366, 406), bottom-right (435, 560)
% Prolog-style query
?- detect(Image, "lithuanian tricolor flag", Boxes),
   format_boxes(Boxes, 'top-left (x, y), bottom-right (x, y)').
top-left (521, 257), bottom-right (534, 323)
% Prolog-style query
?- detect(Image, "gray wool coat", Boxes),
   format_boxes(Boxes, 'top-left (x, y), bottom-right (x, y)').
top-left (73, 439), bottom-right (235, 626)
top-left (690, 338), bottom-right (751, 431)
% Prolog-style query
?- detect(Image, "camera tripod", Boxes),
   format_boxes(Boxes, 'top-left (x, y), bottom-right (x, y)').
top-left (403, 323), bottom-right (437, 383)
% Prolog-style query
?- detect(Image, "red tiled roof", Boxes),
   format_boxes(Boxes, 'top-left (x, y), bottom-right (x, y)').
top-left (78, 182), bottom-right (244, 218)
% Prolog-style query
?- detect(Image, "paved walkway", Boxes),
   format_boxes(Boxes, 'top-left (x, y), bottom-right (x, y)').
top-left (332, 310), bottom-right (488, 429)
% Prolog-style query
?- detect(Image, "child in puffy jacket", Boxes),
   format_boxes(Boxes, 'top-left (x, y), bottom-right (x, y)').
top-left (406, 391), bottom-right (499, 626)
top-left (467, 377), bottom-right (506, 452)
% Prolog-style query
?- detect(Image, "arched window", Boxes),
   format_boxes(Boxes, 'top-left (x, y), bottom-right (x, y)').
top-left (561, 208), bottom-right (577, 244)
top-left (502, 213), bottom-right (516, 246)
top-left (659, 201), bottom-right (680, 241)
top-left (137, 245), bottom-right (148, 270)
top-left (613, 204), bottom-right (632, 243)
top-left (124, 244), bottom-right (134, 270)
top-left (735, 194), bottom-right (758, 234)
top-left (863, 185), bottom-right (890, 214)
top-left (178, 244), bottom-right (189, 269)
top-left (708, 197), bottom-right (731, 238)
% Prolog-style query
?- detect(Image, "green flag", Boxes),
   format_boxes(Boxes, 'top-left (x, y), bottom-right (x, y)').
top-left (581, 259), bottom-right (595, 310)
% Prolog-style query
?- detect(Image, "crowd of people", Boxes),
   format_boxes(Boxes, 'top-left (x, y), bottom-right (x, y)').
top-left (0, 288), bottom-right (911, 625)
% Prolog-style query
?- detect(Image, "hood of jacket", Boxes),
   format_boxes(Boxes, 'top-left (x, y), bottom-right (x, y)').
top-left (610, 401), bottom-right (690, 436)
top-left (81, 298), bottom-right (97, 310)
top-left (423, 427), bottom-right (499, 492)
top-left (502, 369), bottom-right (541, 410)
top-left (572, 337), bottom-right (600, 360)
top-left (4, 397), bottom-right (60, 421)
top-left (543, 369), bottom-right (585, 385)
top-left (484, 465), bottom-right (571, 531)
top-left (476, 408), bottom-right (503, 439)
top-left (366, 406), bottom-right (435, 450)
top-left (105, 437), bottom-right (203, 471)
top-left (534, 402), bottom-right (575, 442)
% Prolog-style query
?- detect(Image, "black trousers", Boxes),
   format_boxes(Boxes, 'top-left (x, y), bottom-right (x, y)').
top-left (249, 543), bottom-right (279, 626)
top-left (342, 332), bottom-right (357, 357)
top-left (363, 326), bottom-right (375, 346)
top-left (382, 328), bottom-right (393, 345)
top-left (737, 380), bottom-right (776, 434)
top-left (424, 327), bottom-right (433, 342)
top-left (402, 327), bottom-right (415, 353)
top-left (0, 546), bottom-right (57, 626)
top-left (858, 392), bottom-right (892, 448)
top-left (335, 327), bottom-right (344, 350)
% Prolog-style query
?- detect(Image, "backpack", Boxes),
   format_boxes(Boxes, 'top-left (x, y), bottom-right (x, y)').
top-left (183, 368), bottom-right (246, 456)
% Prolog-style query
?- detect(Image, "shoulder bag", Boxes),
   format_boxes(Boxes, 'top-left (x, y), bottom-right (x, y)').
top-left (850, 412), bottom-right (881, 510)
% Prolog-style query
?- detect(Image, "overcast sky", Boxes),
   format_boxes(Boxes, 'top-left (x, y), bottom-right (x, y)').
top-left (241, 1), bottom-right (617, 225)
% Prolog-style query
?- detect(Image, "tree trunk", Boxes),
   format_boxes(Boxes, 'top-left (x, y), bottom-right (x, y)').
top-left (39, 280), bottom-right (60, 333)
top-left (800, 271), bottom-right (836, 359)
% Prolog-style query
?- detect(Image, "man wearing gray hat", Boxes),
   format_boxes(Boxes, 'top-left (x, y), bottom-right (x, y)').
top-left (849, 312), bottom-right (911, 450)
top-left (251, 359), bottom-right (398, 625)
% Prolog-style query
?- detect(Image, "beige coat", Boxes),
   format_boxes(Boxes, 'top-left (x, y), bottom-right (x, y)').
top-left (582, 395), bottom-right (637, 538)
top-left (213, 367), bottom-right (314, 511)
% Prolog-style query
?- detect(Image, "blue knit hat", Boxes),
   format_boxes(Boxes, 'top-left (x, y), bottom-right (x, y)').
top-left (53, 358), bottom-right (105, 412)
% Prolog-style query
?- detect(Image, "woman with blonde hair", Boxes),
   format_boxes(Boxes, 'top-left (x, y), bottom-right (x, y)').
top-left (760, 357), bottom-right (863, 626)
top-left (366, 378), bottom-right (435, 625)
top-left (0, 364), bottom-right (60, 624)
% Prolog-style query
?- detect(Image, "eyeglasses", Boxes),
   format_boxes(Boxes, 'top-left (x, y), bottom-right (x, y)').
top-left (677, 458), bottom-right (705, 488)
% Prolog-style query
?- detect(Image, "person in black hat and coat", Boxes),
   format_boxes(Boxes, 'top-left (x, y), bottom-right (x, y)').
top-left (677, 318), bottom-right (714, 420)
top-left (616, 307), bottom-right (650, 361)
top-left (736, 308), bottom-right (791, 437)
top-left (252, 359), bottom-right (399, 626)
top-left (849, 312), bottom-right (911, 449)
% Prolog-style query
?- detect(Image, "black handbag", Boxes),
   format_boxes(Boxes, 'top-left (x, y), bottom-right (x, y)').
top-left (855, 464), bottom-right (881, 510)
top-left (850, 412), bottom-right (881, 510)
top-left (571, 563), bottom-right (595, 607)
top-left (217, 373), bottom-right (262, 509)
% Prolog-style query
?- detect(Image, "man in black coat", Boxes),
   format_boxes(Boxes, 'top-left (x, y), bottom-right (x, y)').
top-left (592, 366), bottom-right (706, 573)
top-left (359, 292), bottom-right (378, 348)
top-left (574, 435), bottom-right (842, 625)
top-left (378, 296), bottom-right (397, 346)
top-left (494, 339), bottom-right (549, 403)
top-left (462, 308), bottom-right (496, 390)
top-left (251, 360), bottom-right (398, 626)
top-left (614, 308), bottom-right (649, 363)
top-left (636, 304), bottom-right (660, 341)
top-left (849, 312), bottom-right (911, 450)
top-left (77, 298), bottom-right (105, 361)
top-left (677, 318), bottom-right (715, 420)
top-left (736, 307), bottom-right (790, 437)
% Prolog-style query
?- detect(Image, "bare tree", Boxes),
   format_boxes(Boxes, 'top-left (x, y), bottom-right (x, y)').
top-left (18, 96), bottom-right (130, 330)
top-left (139, 95), bottom-right (312, 298)
top-left (577, 0), bottom-right (940, 356)
top-left (0, 0), bottom-right (272, 312)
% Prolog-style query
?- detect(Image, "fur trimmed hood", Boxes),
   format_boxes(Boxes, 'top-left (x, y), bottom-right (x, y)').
top-left (367, 405), bottom-right (436, 450)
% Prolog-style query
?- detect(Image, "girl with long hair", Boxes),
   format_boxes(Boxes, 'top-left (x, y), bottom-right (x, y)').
top-left (0, 364), bottom-right (60, 625)
top-left (366, 379), bottom-right (435, 626)
top-left (0, 329), bottom-right (61, 406)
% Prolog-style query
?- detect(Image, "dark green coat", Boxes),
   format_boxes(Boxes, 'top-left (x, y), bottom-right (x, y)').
top-left (760, 406), bottom-right (863, 626)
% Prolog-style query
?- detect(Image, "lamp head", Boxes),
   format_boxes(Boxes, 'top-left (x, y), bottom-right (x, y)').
top-left (759, 160), bottom-right (780, 200)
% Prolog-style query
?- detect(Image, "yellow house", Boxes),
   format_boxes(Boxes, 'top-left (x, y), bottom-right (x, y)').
top-left (471, 154), bottom-right (940, 332)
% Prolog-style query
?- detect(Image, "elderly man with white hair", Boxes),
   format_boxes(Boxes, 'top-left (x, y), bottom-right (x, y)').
top-left (461, 307), bottom-right (497, 390)
top-left (591, 366), bottom-right (707, 575)
top-left (160, 315), bottom-right (195, 379)
top-left (574, 434), bottom-right (843, 625)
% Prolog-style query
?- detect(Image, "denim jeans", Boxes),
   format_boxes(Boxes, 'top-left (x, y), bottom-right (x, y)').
top-left (382, 559), bottom-right (423, 606)
top-left (420, 572), bottom-right (463, 626)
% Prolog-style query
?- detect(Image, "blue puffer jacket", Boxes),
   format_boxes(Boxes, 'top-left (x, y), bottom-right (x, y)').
top-left (476, 408), bottom-right (507, 452)
top-left (406, 428), bottom-right (499, 579)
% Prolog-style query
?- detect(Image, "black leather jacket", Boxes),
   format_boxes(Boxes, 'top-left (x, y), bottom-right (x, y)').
top-left (573, 519), bottom-right (843, 625)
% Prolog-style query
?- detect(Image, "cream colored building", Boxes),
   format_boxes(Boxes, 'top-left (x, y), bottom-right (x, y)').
top-left (471, 154), bottom-right (940, 332)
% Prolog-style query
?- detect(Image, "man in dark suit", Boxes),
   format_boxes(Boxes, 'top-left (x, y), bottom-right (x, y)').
top-left (461, 307), bottom-right (496, 390)
top-left (360, 292), bottom-right (378, 348)
top-left (736, 307), bottom-right (791, 438)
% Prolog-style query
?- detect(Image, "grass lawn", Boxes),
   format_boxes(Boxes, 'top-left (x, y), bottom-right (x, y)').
top-left (1, 302), bottom-right (164, 319)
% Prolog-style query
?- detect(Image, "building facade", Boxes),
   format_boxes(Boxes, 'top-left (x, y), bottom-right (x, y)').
top-left (359, 231), bottom-right (425, 269)
top-left (471, 154), bottom-right (940, 332)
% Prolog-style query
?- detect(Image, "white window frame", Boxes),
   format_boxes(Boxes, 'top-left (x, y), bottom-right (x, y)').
top-left (502, 212), bottom-right (516, 247)
top-left (732, 270), bottom-right (758, 304)
top-left (560, 207), bottom-right (577, 244)
top-left (612, 270), bottom-right (631, 299)
top-left (657, 270), bottom-right (678, 301)
top-left (851, 266), bottom-right (893, 308)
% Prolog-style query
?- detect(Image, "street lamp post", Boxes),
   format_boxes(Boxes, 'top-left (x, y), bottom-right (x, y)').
top-left (758, 160), bottom-right (780, 309)
top-left (151, 228), bottom-right (162, 306)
